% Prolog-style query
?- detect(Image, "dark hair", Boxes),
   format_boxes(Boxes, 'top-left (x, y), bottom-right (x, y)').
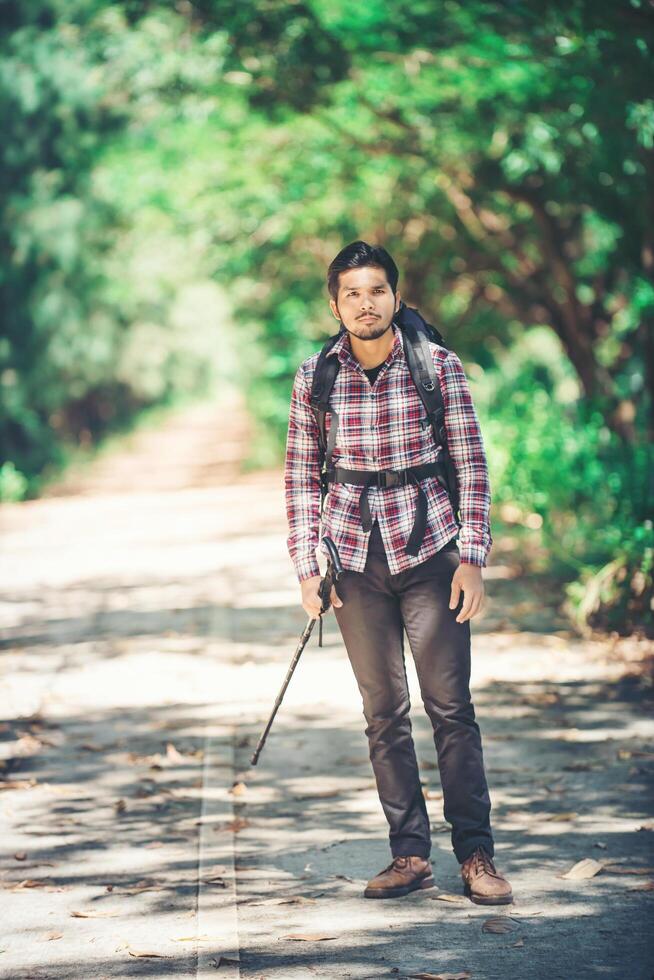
top-left (327, 240), bottom-right (399, 300)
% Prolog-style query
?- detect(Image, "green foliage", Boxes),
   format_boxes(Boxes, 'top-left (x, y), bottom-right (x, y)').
top-left (0, 3), bottom-right (236, 494)
top-left (0, 0), bottom-right (651, 634)
top-left (477, 329), bottom-right (653, 634)
top-left (0, 461), bottom-right (29, 502)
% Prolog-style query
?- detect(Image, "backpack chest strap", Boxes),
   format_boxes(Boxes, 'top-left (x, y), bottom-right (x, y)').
top-left (324, 461), bottom-right (446, 556)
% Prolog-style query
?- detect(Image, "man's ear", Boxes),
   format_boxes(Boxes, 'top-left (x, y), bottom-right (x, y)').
top-left (329, 298), bottom-right (341, 321)
top-left (394, 291), bottom-right (401, 313)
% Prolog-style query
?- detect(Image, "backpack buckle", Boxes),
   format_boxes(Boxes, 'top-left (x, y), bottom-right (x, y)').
top-left (378, 470), bottom-right (403, 488)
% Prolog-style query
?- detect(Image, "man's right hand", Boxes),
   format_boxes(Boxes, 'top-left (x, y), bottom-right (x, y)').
top-left (300, 574), bottom-right (343, 619)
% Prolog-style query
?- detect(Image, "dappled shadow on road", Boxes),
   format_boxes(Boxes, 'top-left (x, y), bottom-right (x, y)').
top-left (0, 562), bottom-right (585, 657)
top-left (2, 387), bottom-right (652, 978)
top-left (229, 675), bottom-right (654, 979)
top-left (2, 669), bottom-right (653, 979)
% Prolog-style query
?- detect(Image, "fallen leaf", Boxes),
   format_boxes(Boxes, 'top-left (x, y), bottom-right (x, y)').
top-left (126, 751), bottom-right (158, 765)
top-left (166, 742), bottom-right (186, 763)
top-left (431, 892), bottom-right (469, 905)
top-left (482, 916), bottom-right (515, 933)
top-left (512, 939), bottom-right (525, 947)
top-left (78, 742), bottom-right (104, 752)
top-left (122, 878), bottom-right (165, 894)
top-left (0, 778), bottom-right (38, 791)
top-left (126, 945), bottom-right (170, 958)
top-left (171, 934), bottom-right (211, 942)
top-left (629, 881), bottom-right (654, 891)
top-left (229, 781), bottom-right (247, 796)
top-left (45, 932), bottom-right (63, 941)
top-left (281, 933), bottom-right (337, 942)
top-left (561, 858), bottom-right (604, 879)
top-left (7, 878), bottom-right (62, 892)
top-left (71, 909), bottom-right (121, 918)
top-left (408, 972), bottom-right (471, 979)
top-left (14, 852), bottom-right (27, 861)
top-left (277, 896), bottom-right (317, 905)
top-left (200, 875), bottom-right (226, 888)
top-left (16, 734), bottom-right (43, 755)
top-left (114, 799), bottom-right (127, 814)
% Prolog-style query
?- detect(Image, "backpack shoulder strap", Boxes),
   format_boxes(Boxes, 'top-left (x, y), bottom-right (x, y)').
top-left (398, 310), bottom-right (448, 448)
top-left (396, 300), bottom-right (447, 346)
top-left (398, 305), bottom-right (461, 520)
top-left (309, 331), bottom-right (342, 467)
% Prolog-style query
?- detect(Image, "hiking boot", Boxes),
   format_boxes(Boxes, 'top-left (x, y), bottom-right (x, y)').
top-left (461, 845), bottom-right (513, 905)
top-left (363, 855), bottom-right (434, 899)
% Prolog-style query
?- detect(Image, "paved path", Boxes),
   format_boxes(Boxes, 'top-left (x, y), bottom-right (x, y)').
top-left (1, 386), bottom-right (653, 980)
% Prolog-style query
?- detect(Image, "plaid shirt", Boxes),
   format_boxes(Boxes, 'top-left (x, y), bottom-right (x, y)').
top-left (284, 323), bottom-right (493, 582)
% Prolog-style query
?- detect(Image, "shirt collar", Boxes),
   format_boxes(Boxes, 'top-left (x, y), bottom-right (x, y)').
top-left (327, 321), bottom-right (405, 370)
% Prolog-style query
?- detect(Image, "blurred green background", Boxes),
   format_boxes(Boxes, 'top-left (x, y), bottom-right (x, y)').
top-left (1, 0), bottom-right (652, 636)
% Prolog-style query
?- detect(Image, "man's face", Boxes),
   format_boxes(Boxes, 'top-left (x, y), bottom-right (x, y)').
top-left (329, 265), bottom-right (401, 341)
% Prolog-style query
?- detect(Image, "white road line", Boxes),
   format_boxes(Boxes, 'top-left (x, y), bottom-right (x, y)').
top-left (196, 728), bottom-right (241, 979)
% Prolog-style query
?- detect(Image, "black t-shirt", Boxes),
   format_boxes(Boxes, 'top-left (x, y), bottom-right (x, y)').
top-left (363, 363), bottom-right (384, 386)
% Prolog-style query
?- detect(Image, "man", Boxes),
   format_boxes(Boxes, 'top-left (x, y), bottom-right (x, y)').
top-left (283, 240), bottom-right (513, 905)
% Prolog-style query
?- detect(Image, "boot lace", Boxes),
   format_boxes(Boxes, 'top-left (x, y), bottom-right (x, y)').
top-left (382, 855), bottom-right (408, 874)
top-left (382, 855), bottom-right (423, 874)
top-left (472, 846), bottom-right (499, 877)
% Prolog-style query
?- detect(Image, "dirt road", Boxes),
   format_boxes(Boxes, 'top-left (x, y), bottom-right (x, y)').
top-left (1, 386), bottom-right (652, 980)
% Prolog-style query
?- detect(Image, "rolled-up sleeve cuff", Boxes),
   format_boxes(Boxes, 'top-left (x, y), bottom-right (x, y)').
top-left (295, 556), bottom-right (321, 583)
top-left (459, 541), bottom-right (489, 567)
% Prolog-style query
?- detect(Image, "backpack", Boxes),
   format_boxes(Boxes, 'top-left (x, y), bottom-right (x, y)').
top-left (309, 300), bottom-right (461, 526)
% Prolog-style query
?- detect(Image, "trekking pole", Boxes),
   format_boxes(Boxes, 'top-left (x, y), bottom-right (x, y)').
top-left (249, 536), bottom-right (343, 767)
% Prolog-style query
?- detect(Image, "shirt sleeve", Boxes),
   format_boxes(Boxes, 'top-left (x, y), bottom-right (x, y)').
top-left (284, 363), bottom-right (322, 582)
top-left (440, 350), bottom-right (493, 567)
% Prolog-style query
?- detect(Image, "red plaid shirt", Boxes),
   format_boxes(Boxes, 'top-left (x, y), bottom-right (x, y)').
top-left (284, 323), bottom-right (493, 582)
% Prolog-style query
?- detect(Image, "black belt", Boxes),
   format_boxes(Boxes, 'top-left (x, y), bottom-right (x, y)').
top-left (323, 461), bottom-right (445, 557)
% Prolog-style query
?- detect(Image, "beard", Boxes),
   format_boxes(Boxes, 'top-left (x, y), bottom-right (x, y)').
top-left (344, 317), bottom-right (393, 342)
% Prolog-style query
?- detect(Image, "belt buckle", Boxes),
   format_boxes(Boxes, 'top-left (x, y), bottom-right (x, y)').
top-left (380, 470), bottom-right (402, 488)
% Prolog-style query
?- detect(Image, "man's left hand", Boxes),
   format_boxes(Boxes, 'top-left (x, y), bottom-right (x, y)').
top-left (449, 562), bottom-right (485, 623)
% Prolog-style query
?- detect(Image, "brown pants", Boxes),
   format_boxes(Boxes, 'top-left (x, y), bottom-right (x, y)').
top-left (333, 519), bottom-right (494, 864)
